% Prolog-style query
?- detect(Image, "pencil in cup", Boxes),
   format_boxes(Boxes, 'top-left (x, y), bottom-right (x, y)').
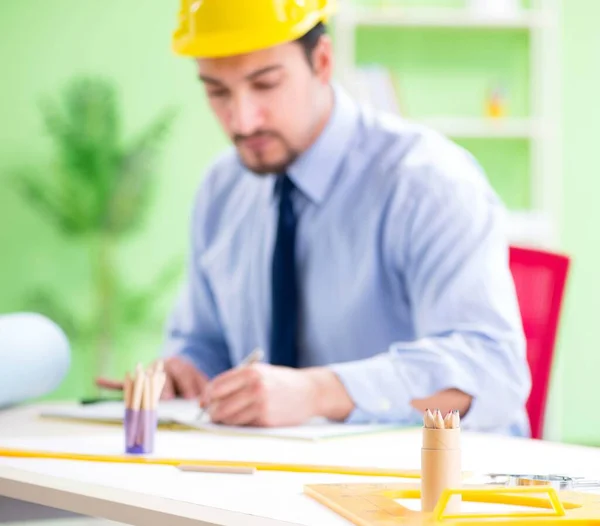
top-left (123, 361), bottom-right (166, 454)
top-left (421, 409), bottom-right (462, 514)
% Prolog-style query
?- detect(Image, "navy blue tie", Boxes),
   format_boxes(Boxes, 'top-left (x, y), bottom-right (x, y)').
top-left (270, 174), bottom-right (298, 368)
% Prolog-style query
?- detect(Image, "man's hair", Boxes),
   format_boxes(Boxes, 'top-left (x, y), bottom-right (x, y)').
top-left (296, 22), bottom-right (327, 68)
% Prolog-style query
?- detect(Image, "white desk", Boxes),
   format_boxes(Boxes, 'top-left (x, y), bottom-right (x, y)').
top-left (1, 403), bottom-right (599, 526)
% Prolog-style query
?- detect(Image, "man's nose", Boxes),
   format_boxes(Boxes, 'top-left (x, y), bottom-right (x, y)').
top-left (230, 93), bottom-right (263, 136)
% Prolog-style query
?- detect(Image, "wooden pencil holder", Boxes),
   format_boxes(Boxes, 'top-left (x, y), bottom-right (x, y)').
top-left (421, 427), bottom-right (461, 513)
top-left (124, 408), bottom-right (158, 454)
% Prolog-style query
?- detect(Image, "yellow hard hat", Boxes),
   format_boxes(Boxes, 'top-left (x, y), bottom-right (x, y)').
top-left (172, 0), bottom-right (337, 58)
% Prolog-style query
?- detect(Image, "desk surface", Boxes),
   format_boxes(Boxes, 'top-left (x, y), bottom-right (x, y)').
top-left (1, 403), bottom-right (599, 526)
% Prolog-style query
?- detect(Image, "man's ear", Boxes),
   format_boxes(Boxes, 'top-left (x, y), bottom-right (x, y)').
top-left (311, 35), bottom-right (334, 84)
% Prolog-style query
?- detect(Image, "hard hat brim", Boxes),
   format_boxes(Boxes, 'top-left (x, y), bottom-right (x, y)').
top-left (172, 8), bottom-right (334, 58)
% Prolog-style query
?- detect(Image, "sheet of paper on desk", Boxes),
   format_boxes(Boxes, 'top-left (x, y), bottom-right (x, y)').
top-left (179, 417), bottom-right (403, 441)
top-left (39, 400), bottom-right (403, 440)
top-left (40, 399), bottom-right (201, 425)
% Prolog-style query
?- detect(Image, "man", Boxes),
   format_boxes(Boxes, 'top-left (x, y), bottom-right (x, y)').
top-left (0, 312), bottom-right (70, 408)
top-left (99, 0), bottom-right (531, 435)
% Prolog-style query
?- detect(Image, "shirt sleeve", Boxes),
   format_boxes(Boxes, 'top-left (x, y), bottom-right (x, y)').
top-left (161, 167), bottom-right (232, 379)
top-left (328, 154), bottom-right (532, 433)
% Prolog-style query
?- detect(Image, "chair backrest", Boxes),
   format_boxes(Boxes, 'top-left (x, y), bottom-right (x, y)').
top-left (508, 246), bottom-right (570, 440)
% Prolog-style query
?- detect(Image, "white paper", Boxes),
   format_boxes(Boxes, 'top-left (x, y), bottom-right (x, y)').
top-left (178, 416), bottom-right (404, 441)
top-left (40, 399), bottom-right (201, 424)
top-left (40, 401), bottom-right (405, 441)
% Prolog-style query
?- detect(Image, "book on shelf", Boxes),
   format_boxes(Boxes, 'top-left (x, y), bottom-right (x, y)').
top-left (467, 0), bottom-right (522, 18)
top-left (350, 65), bottom-right (402, 116)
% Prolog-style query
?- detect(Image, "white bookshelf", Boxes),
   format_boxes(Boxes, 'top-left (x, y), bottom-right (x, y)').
top-left (507, 210), bottom-right (556, 248)
top-left (342, 6), bottom-right (545, 28)
top-left (419, 116), bottom-right (539, 139)
top-left (333, 0), bottom-right (562, 251)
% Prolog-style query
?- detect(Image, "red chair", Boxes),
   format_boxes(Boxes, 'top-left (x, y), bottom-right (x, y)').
top-left (509, 246), bottom-right (570, 440)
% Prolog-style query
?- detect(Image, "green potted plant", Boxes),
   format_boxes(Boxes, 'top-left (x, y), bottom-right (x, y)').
top-left (13, 75), bottom-right (180, 394)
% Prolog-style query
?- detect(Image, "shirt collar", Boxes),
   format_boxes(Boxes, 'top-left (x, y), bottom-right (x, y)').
top-left (273, 83), bottom-right (360, 205)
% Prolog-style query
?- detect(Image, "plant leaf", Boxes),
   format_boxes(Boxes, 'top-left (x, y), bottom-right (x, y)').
top-left (38, 76), bottom-right (123, 232)
top-left (11, 167), bottom-right (90, 235)
top-left (107, 106), bottom-right (178, 236)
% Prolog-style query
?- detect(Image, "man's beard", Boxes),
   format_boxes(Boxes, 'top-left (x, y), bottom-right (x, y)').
top-left (233, 130), bottom-right (300, 175)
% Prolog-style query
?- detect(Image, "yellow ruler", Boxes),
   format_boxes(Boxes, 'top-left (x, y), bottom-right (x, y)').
top-left (0, 447), bottom-right (420, 478)
top-left (304, 482), bottom-right (600, 525)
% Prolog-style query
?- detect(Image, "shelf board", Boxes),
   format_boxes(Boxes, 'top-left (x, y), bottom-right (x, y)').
top-left (507, 210), bottom-right (555, 248)
top-left (416, 117), bottom-right (538, 139)
top-left (341, 7), bottom-right (543, 29)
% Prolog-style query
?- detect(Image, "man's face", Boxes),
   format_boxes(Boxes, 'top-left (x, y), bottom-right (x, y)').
top-left (196, 37), bottom-right (332, 175)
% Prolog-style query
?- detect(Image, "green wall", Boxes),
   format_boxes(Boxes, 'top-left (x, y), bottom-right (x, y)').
top-left (555, 0), bottom-right (600, 445)
top-left (0, 0), bottom-right (229, 395)
top-left (0, 0), bottom-right (597, 443)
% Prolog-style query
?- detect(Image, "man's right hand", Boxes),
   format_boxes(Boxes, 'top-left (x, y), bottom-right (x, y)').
top-left (95, 356), bottom-right (209, 400)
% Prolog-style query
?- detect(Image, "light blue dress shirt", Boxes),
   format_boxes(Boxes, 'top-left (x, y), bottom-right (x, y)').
top-left (164, 84), bottom-right (532, 437)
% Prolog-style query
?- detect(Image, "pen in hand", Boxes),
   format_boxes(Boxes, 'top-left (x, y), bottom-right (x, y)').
top-left (196, 347), bottom-right (265, 421)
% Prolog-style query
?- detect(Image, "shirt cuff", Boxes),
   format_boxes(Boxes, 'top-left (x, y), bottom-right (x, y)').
top-left (328, 355), bottom-right (421, 425)
top-left (457, 375), bottom-right (524, 434)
